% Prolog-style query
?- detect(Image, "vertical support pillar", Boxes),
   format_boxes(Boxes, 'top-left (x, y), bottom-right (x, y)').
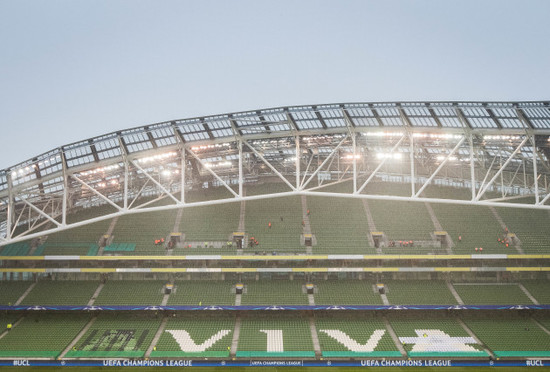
top-left (409, 133), bottom-right (415, 196)
top-left (238, 140), bottom-right (243, 197)
top-left (470, 134), bottom-right (476, 201)
top-left (124, 158), bottom-right (129, 210)
top-left (180, 147), bottom-right (186, 203)
top-left (532, 135), bottom-right (539, 204)
top-left (62, 171), bottom-right (68, 226)
top-left (295, 135), bottom-right (300, 190)
top-left (352, 133), bottom-right (357, 193)
top-left (521, 159), bottom-right (527, 189)
top-left (6, 173), bottom-right (14, 240)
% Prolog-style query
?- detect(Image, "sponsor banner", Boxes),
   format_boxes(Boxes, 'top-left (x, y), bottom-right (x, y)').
top-left (1, 304), bottom-right (549, 311)
top-left (0, 359), bottom-right (546, 367)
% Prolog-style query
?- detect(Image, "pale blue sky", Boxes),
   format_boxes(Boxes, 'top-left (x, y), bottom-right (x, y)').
top-left (1, 0), bottom-right (549, 169)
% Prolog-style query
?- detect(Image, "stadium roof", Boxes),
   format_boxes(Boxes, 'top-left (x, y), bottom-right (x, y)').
top-left (2, 101), bottom-right (550, 245)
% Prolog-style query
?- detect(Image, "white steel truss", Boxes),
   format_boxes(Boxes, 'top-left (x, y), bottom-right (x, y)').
top-left (2, 101), bottom-right (550, 246)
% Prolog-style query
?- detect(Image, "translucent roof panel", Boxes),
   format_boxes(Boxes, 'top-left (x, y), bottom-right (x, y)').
top-left (211, 128), bottom-right (234, 138)
top-left (64, 141), bottom-right (94, 168)
top-left (183, 131), bottom-right (210, 142)
top-left (403, 107), bottom-right (438, 127)
top-left (318, 106), bottom-right (346, 128)
top-left (461, 107), bottom-right (499, 129)
top-left (380, 117), bottom-right (403, 126)
top-left (431, 107), bottom-right (462, 128)
top-left (94, 135), bottom-right (122, 161)
top-left (122, 130), bottom-right (154, 153)
top-left (490, 108), bottom-right (524, 129)
top-left (150, 126), bottom-right (177, 147)
top-left (345, 106), bottom-right (379, 127)
top-left (289, 110), bottom-right (323, 129)
top-left (521, 107), bottom-right (550, 129)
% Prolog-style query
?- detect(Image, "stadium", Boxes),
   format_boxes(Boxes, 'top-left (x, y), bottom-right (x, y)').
top-left (1, 101), bottom-right (550, 370)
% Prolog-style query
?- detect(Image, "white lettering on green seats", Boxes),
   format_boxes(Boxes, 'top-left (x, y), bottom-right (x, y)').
top-left (166, 330), bottom-right (231, 352)
top-left (260, 330), bottom-right (284, 352)
top-left (320, 329), bottom-right (385, 352)
top-left (399, 330), bottom-right (479, 352)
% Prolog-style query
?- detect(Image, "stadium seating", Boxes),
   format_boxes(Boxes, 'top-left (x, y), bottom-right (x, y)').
top-left (177, 203), bottom-right (240, 243)
top-left (307, 195), bottom-right (376, 254)
top-left (66, 314), bottom-right (161, 358)
top-left (20, 280), bottom-right (100, 306)
top-left (236, 314), bottom-right (315, 357)
top-left (315, 314), bottom-right (400, 357)
top-left (45, 219), bottom-right (111, 245)
top-left (463, 316), bottom-right (550, 357)
top-left (0, 314), bottom-right (89, 358)
top-left (385, 281), bottom-right (457, 305)
top-left (93, 280), bottom-right (165, 306)
top-left (453, 284), bottom-right (534, 305)
top-left (495, 207), bottom-right (550, 253)
top-left (521, 281), bottom-right (550, 304)
top-left (429, 203), bottom-right (503, 254)
top-left (390, 317), bottom-right (488, 357)
top-left (168, 281), bottom-right (236, 306)
top-left (0, 242), bottom-right (30, 256)
top-left (151, 315), bottom-right (235, 357)
top-left (111, 210), bottom-right (177, 255)
top-left (0, 281), bottom-right (33, 305)
top-left (313, 280), bottom-right (383, 305)
top-left (240, 281), bottom-right (308, 305)
top-left (33, 242), bottom-right (98, 256)
top-left (245, 196), bottom-right (303, 253)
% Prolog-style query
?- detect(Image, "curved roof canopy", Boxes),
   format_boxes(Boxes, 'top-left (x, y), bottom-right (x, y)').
top-left (1, 101), bottom-right (550, 244)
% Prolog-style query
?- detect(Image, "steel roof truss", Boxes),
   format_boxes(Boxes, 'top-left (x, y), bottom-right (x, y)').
top-left (185, 148), bottom-right (239, 198)
top-left (475, 136), bottom-right (529, 201)
top-left (356, 134), bottom-right (407, 194)
top-left (301, 135), bottom-right (348, 190)
top-left (415, 136), bottom-right (466, 197)
top-left (71, 174), bottom-right (123, 212)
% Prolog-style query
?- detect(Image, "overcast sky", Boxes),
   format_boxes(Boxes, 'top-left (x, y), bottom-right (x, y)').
top-left (1, 0), bottom-right (549, 169)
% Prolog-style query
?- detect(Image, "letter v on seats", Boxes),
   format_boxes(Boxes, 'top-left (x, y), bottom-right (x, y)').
top-left (319, 329), bottom-right (385, 352)
top-left (166, 330), bottom-right (231, 352)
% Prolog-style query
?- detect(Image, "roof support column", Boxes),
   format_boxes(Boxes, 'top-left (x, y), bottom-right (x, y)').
top-left (470, 134), bottom-right (476, 201)
top-left (180, 147), bottom-right (186, 203)
top-left (6, 173), bottom-right (14, 240)
top-left (295, 135), bottom-right (300, 190)
top-left (409, 133), bottom-right (416, 197)
top-left (238, 140), bottom-right (243, 198)
top-left (124, 158), bottom-right (129, 210)
top-left (352, 133), bottom-right (357, 193)
top-left (60, 150), bottom-right (68, 226)
top-left (532, 135), bottom-right (539, 204)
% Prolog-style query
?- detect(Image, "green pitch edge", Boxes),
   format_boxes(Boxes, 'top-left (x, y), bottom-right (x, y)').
top-left (236, 351), bottom-right (316, 358)
top-left (64, 350), bottom-right (144, 358)
top-left (494, 351), bottom-right (550, 358)
top-left (322, 351), bottom-right (403, 358)
top-left (408, 351), bottom-right (489, 357)
top-left (0, 351), bottom-right (59, 358)
top-left (150, 351), bottom-right (229, 358)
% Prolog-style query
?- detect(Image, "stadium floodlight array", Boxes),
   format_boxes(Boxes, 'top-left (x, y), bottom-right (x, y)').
top-left (1, 101), bottom-right (550, 246)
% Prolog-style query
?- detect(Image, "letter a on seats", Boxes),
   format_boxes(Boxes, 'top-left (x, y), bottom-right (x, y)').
top-left (320, 329), bottom-right (386, 352)
top-left (166, 330), bottom-right (231, 352)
